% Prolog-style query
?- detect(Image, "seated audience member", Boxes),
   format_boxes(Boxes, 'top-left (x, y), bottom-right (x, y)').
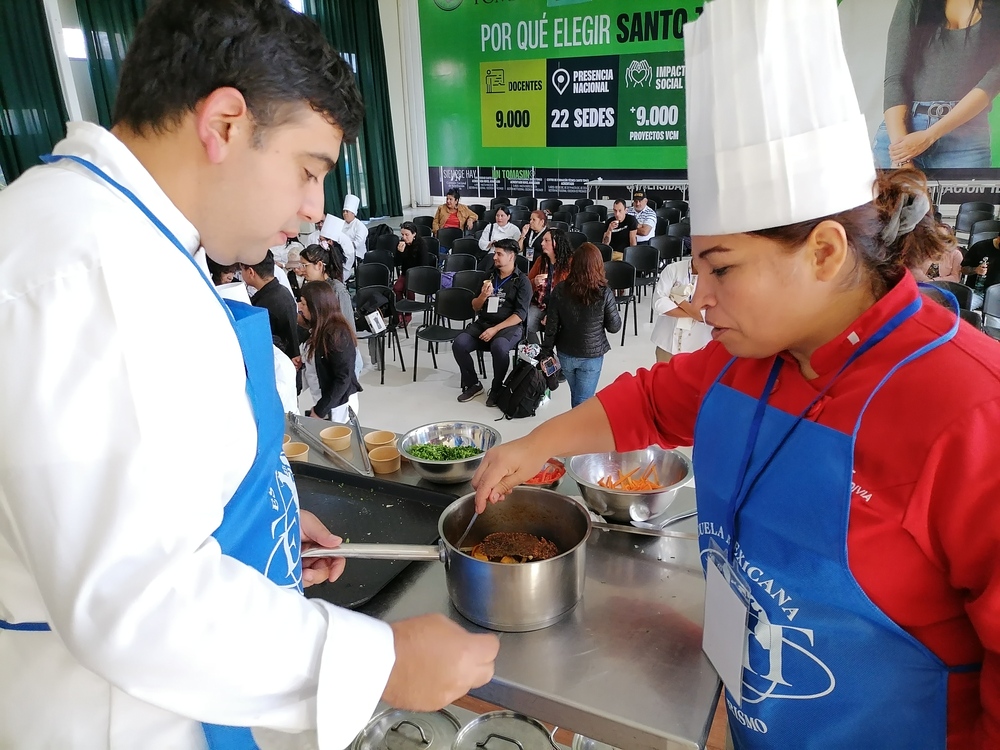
top-left (519, 209), bottom-right (547, 261)
top-left (526, 228), bottom-right (572, 343)
top-left (540, 243), bottom-right (621, 408)
top-left (626, 190), bottom-right (657, 244)
top-left (207, 257), bottom-right (239, 286)
top-left (602, 199), bottom-right (638, 260)
top-left (961, 236), bottom-right (1000, 310)
top-left (452, 239), bottom-right (531, 406)
top-left (342, 193), bottom-right (368, 264)
top-left (432, 188), bottom-right (478, 235)
top-left (393, 221), bottom-right (426, 310)
top-left (910, 227), bottom-right (963, 284)
top-left (478, 205), bottom-right (521, 253)
top-left (297, 281), bottom-right (362, 423)
top-left (650, 256), bottom-right (712, 364)
top-left (241, 250), bottom-right (299, 363)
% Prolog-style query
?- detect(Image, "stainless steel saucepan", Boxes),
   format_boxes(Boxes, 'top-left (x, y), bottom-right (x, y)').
top-left (305, 486), bottom-right (591, 632)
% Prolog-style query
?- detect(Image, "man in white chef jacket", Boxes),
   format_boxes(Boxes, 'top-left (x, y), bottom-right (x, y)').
top-left (0, 2), bottom-right (498, 749)
top-left (342, 193), bottom-right (368, 264)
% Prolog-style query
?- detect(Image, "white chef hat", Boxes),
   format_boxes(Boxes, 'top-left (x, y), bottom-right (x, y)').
top-left (684, 0), bottom-right (876, 236)
top-left (319, 214), bottom-right (346, 242)
top-left (343, 194), bottom-right (361, 214)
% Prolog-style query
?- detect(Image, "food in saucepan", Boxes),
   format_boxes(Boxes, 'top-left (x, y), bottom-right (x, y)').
top-left (406, 443), bottom-right (484, 461)
top-left (524, 459), bottom-right (566, 486)
top-left (466, 532), bottom-right (560, 564)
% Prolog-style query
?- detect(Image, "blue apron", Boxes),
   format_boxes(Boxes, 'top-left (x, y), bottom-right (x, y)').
top-left (0, 154), bottom-right (303, 749)
top-left (693, 294), bottom-right (973, 749)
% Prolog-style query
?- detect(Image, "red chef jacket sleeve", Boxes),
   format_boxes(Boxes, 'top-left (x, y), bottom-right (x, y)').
top-left (596, 342), bottom-right (731, 451)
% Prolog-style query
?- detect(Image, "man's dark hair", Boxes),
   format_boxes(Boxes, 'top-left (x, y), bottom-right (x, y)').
top-left (494, 238), bottom-right (519, 255)
top-left (113, 0), bottom-right (364, 142)
top-left (613, 199), bottom-right (627, 209)
top-left (243, 249), bottom-right (275, 279)
top-left (446, 188), bottom-right (461, 201)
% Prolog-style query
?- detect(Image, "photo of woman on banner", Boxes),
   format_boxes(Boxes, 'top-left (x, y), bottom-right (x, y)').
top-left (873, 0), bottom-right (1000, 169)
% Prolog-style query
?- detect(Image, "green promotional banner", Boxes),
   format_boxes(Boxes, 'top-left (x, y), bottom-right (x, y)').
top-left (418, 0), bottom-right (1000, 200)
top-left (419, 0), bottom-right (703, 173)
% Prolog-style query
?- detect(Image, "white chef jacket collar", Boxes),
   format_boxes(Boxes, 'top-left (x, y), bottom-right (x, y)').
top-left (53, 122), bottom-right (201, 257)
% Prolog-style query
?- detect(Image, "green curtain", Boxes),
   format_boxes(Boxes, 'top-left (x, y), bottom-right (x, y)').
top-left (304, 0), bottom-right (403, 220)
top-left (76, 0), bottom-right (146, 128)
top-left (0, 0), bottom-right (69, 184)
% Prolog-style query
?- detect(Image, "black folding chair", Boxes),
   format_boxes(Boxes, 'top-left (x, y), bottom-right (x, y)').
top-left (548, 221), bottom-right (570, 233)
top-left (376, 233), bottom-right (399, 253)
top-left (651, 235), bottom-right (683, 270)
top-left (355, 262), bottom-right (390, 290)
top-left (575, 198), bottom-right (595, 210)
top-left (604, 260), bottom-right (638, 346)
top-left (396, 265), bottom-right (441, 337)
top-left (515, 255), bottom-right (529, 274)
top-left (590, 204), bottom-right (608, 221)
top-left (468, 204), bottom-right (487, 219)
top-left (667, 223), bottom-right (690, 239)
top-left (355, 285), bottom-right (404, 384)
top-left (444, 254), bottom-right (477, 272)
top-left (516, 196), bottom-right (537, 211)
top-left (451, 237), bottom-right (482, 259)
top-left (582, 221), bottom-right (606, 245)
top-left (491, 196), bottom-right (512, 209)
top-left (552, 211), bottom-right (572, 225)
top-left (452, 269), bottom-right (487, 294)
top-left (540, 198), bottom-right (563, 213)
top-left (413, 288), bottom-right (477, 381)
top-left (956, 210), bottom-right (993, 242)
top-left (660, 200), bottom-right (689, 216)
top-left (929, 280), bottom-right (974, 310)
top-left (595, 243), bottom-right (614, 262)
top-left (566, 231), bottom-right (587, 250)
top-left (971, 219), bottom-right (1000, 237)
top-left (575, 211), bottom-right (599, 230)
top-left (436, 228), bottom-right (462, 253)
top-left (415, 224), bottom-right (431, 238)
top-left (413, 215), bottom-right (434, 229)
top-left (624, 244), bottom-right (660, 320)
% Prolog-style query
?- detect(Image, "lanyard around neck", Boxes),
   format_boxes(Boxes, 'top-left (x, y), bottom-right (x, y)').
top-left (41, 153), bottom-right (234, 324)
top-left (724, 295), bottom-right (923, 562)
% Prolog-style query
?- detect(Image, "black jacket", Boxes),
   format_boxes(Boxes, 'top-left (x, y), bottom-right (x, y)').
top-left (250, 277), bottom-right (299, 361)
top-left (541, 284), bottom-right (621, 359)
top-left (312, 330), bottom-right (362, 419)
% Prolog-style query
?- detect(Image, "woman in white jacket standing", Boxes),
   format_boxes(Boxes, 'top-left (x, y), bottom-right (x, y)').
top-left (0, 2), bottom-right (497, 749)
top-left (650, 256), bottom-right (713, 363)
top-left (478, 205), bottom-right (521, 253)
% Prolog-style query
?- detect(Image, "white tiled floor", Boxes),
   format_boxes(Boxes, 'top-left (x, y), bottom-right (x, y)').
top-left (349, 303), bottom-right (659, 443)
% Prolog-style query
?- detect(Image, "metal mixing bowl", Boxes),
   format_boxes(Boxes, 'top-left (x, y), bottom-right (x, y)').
top-left (399, 421), bottom-right (502, 484)
top-left (566, 447), bottom-right (693, 523)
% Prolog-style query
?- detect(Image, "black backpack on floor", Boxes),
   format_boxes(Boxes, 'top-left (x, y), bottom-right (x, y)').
top-left (494, 358), bottom-right (547, 419)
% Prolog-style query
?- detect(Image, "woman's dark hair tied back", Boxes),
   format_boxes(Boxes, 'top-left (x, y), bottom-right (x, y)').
top-left (751, 167), bottom-right (954, 298)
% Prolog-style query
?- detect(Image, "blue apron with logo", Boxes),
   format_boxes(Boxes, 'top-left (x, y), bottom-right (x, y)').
top-left (0, 154), bottom-right (304, 749)
top-left (693, 295), bottom-right (975, 748)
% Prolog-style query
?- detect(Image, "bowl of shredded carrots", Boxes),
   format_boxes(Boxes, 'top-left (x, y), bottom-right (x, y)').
top-left (566, 447), bottom-right (692, 523)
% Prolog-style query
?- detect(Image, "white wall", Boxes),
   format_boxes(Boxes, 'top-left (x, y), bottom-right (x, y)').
top-left (377, 0), bottom-right (412, 209)
top-left (839, 1), bottom-right (896, 139)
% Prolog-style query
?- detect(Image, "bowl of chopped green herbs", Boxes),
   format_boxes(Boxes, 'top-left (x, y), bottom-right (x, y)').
top-left (399, 421), bottom-right (502, 484)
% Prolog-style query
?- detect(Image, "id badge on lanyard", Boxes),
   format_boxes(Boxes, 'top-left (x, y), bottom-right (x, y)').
top-left (486, 295), bottom-right (500, 314)
top-left (704, 538), bottom-right (754, 704)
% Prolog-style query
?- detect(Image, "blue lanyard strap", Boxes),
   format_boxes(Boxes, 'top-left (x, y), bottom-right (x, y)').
top-left (40, 154), bottom-right (234, 325)
top-left (493, 272), bottom-right (514, 293)
top-left (725, 295), bottom-right (925, 562)
top-left (0, 618), bottom-right (51, 632)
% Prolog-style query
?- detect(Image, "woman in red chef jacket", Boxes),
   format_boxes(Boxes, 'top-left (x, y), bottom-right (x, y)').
top-left (471, 1), bottom-right (1000, 747)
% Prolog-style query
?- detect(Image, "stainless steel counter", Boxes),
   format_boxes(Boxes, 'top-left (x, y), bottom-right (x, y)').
top-left (287, 416), bottom-right (721, 750)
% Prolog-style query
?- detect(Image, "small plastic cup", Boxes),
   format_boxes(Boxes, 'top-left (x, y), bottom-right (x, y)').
top-left (320, 424), bottom-right (353, 452)
top-left (363, 430), bottom-right (397, 453)
top-left (283, 442), bottom-right (310, 462)
top-left (368, 445), bottom-right (401, 474)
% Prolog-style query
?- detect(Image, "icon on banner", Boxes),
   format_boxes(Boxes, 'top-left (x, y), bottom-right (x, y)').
top-left (552, 67), bottom-right (570, 96)
top-left (433, 0), bottom-right (463, 10)
top-left (625, 59), bottom-right (653, 88)
top-left (485, 68), bottom-right (506, 94)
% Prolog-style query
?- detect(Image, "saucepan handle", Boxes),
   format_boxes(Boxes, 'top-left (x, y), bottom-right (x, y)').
top-left (302, 543), bottom-right (445, 561)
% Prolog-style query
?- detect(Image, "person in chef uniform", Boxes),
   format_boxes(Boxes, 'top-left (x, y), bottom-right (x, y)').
top-left (342, 193), bottom-right (368, 264)
top-left (0, 2), bottom-right (498, 749)
top-left (650, 256), bottom-right (713, 364)
top-left (318, 212), bottom-right (356, 283)
top-left (472, 1), bottom-right (1000, 748)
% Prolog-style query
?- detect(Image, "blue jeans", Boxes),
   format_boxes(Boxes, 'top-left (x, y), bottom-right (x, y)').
top-left (873, 103), bottom-right (991, 169)
top-left (557, 353), bottom-right (604, 408)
